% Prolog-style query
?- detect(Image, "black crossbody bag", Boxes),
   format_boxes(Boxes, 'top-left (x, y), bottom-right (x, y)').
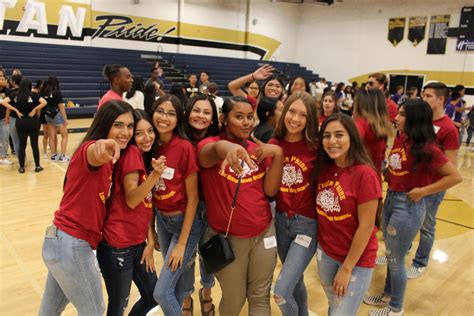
top-left (199, 175), bottom-right (242, 274)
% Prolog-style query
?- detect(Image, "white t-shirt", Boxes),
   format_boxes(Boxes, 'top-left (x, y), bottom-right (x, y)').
top-left (123, 91), bottom-right (145, 110)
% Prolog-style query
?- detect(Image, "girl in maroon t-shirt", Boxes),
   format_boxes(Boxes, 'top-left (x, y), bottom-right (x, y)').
top-left (97, 109), bottom-right (167, 315)
top-left (315, 113), bottom-right (382, 316)
top-left (182, 94), bottom-right (220, 315)
top-left (353, 89), bottom-right (393, 174)
top-left (198, 96), bottom-right (284, 315)
top-left (150, 95), bottom-right (202, 316)
top-left (39, 100), bottom-right (135, 316)
top-left (269, 91), bottom-right (319, 315)
top-left (319, 91), bottom-right (339, 126)
top-left (365, 100), bottom-right (461, 316)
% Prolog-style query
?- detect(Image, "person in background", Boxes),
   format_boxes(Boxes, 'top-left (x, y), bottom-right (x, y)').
top-left (145, 67), bottom-right (165, 100)
top-left (185, 74), bottom-right (199, 99)
top-left (466, 107), bottom-right (474, 151)
top-left (199, 71), bottom-right (211, 94)
top-left (341, 85), bottom-right (354, 117)
top-left (287, 76), bottom-right (310, 97)
top-left (391, 86), bottom-right (404, 105)
top-left (367, 73), bottom-right (398, 124)
top-left (6, 73), bottom-right (22, 156)
top-left (0, 70), bottom-right (12, 165)
top-left (253, 96), bottom-right (284, 143)
top-left (169, 83), bottom-right (189, 109)
top-left (123, 75), bottom-right (145, 110)
top-left (319, 91), bottom-right (339, 125)
top-left (315, 78), bottom-right (328, 106)
top-left (33, 79), bottom-right (50, 159)
top-left (334, 82), bottom-right (346, 110)
top-left (397, 87), bottom-right (418, 105)
top-left (206, 83), bottom-right (224, 116)
top-left (98, 64), bottom-right (133, 110)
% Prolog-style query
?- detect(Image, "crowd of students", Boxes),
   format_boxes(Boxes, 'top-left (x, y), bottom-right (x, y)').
top-left (1, 62), bottom-right (468, 315)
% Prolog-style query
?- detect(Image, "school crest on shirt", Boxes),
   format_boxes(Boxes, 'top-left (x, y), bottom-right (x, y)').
top-left (282, 164), bottom-right (304, 187)
top-left (316, 189), bottom-right (341, 213)
top-left (388, 147), bottom-right (409, 176)
top-left (155, 177), bottom-right (167, 191)
top-left (220, 157), bottom-right (265, 184)
top-left (228, 159), bottom-right (259, 178)
top-left (388, 153), bottom-right (403, 170)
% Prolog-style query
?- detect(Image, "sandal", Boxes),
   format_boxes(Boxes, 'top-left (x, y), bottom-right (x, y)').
top-left (182, 297), bottom-right (193, 315)
top-left (199, 288), bottom-right (215, 316)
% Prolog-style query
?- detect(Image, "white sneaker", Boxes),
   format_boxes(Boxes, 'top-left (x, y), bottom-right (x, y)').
top-left (59, 155), bottom-right (70, 163)
top-left (369, 306), bottom-right (404, 316)
top-left (406, 265), bottom-right (425, 279)
top-left (376, 255), bottom-right (387, 265)
top-left (364, 293), bottom-right (390, 306)
top-left (0, 158), bottom-right (13, 165)
top-left (51, 154), bottom-right (59, 161)
top-left (42, 153), bottom-right (48, 159)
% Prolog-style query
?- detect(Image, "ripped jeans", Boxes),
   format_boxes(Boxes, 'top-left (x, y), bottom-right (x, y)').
top-left (382, 190), bottom-right (426, 311)
top-left (316, 246), bottom-right (373, 316)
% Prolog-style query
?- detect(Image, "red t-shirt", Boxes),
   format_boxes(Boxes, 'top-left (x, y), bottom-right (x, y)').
top-left (246, 95), bottom-right (257, 110)
top-left (433, 115), bottom-right (459, 152)
top-left (386, 98), bottom-right (398, 123)
top-left (354, 117), bottom-right (387, 173)
top-left (197, 135), bottom-right (272, 238)
top-left (153, 135), bottom-right (199, 213)
top-left (53, 141), bottom-right (114, 249)
top-left (387, 134), bottom-right (449, 192)
top-left (319, 114), bottom-right (328, 126)
top-left (102, 145), bottom-right (153, 248)
top-left (97, 90), bottom-right (122, 110)
top-left (269, 138), bottom-right (316, 219)
top-left (316, 163), bottom-right (381, 268)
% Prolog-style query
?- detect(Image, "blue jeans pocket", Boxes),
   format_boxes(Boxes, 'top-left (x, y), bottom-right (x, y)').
top-left (42, 236), bottom-right (61, 265)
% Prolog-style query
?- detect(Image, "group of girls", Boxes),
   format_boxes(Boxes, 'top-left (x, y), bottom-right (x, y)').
top-left (38, 61), bottom-right (462, 316)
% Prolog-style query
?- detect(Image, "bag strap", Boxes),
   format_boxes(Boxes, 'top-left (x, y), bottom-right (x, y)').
top-left (224, 174), bottom-right (242, 238)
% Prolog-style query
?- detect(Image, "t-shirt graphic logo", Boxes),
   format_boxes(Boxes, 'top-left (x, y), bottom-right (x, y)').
top-left (282, 164), bottom-right (303, 187)
top-left (316, 189), bottom-right (341, 213)
top-left (229, 159), bottom-right (258, 177)
top-left (155, 178), bottom-right (167, 191)
top-left (388, 153), bottom-right (402, 170)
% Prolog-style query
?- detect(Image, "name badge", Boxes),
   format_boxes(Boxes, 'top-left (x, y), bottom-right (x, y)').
top-left (264, 236), bottom-right (277, 249)
top-left (295, 234), bottom-right (312, 248)
top-left (162, 167), bottom-right (175, 180)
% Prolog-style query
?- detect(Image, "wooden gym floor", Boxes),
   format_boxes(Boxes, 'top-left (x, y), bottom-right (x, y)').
top-left (0, 118), bottom-right (473, 315)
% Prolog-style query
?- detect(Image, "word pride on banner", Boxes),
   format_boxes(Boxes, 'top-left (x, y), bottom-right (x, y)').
top-left (408, 16), bottom-right (427, 46)
top-left (388, 17), bottom-right (406, 47)
top-left (427, 15), bottom-right (450, 55)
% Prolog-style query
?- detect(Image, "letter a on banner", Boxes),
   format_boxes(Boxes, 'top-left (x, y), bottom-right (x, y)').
top-left (408, 16), bottom-right (427, 46)
top-left (388, 17), bottom-right (405, 47)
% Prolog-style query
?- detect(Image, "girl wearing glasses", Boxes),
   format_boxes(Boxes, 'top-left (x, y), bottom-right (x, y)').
top-left (151, 95), bottom-right (202, 316)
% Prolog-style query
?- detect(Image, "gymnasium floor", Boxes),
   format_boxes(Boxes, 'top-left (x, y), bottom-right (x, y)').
top-left (0, 118), bottom-right (472, 315)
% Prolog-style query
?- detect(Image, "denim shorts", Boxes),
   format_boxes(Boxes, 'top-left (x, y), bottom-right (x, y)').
top-left (45, 112), bottom-right (65, 126)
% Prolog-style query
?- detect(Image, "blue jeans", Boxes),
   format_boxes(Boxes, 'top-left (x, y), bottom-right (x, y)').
top-left (317, 246), bottom-right (373, 316)
top-left (153, 211), bottom-right (202, 316)
top-left (274, 211), bottom-right (317, 316)
top-left (97, 241), bottom-right (158, 316)
top-left (382, 190), bottom-right (426, 311)
top-left (39, 227), bottom-right (105, 316)
top-left (183, 201), bottom-right (215, 297)
top-left (0, 118), bottom-right (9, 157)
top-left (412, 191), bottom-right (446, 268)
top-left (9, 117), bottom-right (19, 154)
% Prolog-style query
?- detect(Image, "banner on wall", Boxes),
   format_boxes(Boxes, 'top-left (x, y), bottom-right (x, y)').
top-left (388, 17), bottom-right (406, 47)
top-left (427, 15), bottom-right (450, 55)
top-left (0, 0), bottom-right (280, 60)
top-left (456, 7), bottom-right (474, 51)
top-left (408, 17), bottom-right (427, 46)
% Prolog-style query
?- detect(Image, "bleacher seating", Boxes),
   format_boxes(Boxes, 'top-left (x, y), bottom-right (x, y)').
top-left (0, 40), bottom-right (320, 117)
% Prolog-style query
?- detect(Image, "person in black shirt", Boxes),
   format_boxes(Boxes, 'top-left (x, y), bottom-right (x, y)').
top-left (2, 78), bottom-right (47, 173)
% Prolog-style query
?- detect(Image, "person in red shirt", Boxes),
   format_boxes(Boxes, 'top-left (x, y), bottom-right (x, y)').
top-left (367, 72), bottom-right (398, 123)
top-left (198, 96), bottom-right (284, 316)
top-left (269, 91), bottom-right (319, 315)
top-left (98, 64), bottom-right (133, 110)
top-left (97, 109), bottom-right (166, 315)
top-left (319, 91), bottom-right (339, 125)
top-left (39, 100), bottom-right (135, 316)
top-left (353, 89), bottom-right (393, 174)
top-left (365, 100), bottom-right (461, 316)
top-left (150, 95), bottom-right (202, 316)
top-left (315, 113), bottom-right (381, 316)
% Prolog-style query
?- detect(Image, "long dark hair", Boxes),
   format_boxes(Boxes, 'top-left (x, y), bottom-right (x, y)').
top-left (221, 96), bottom-right (253, 139)
top-left (256, 96), bottom-right (279, 125)
top-left (315, 113), bottom-right (374, 180)
top-left (150, 94), bottom-right (188, 141)
top-left (132, 109), bottom-right (156, 171)
top-left (43, 75), bottom-right (60, 97)
top-left (16, 78), bottom-right (32, 105)
top-left (353, 89), bottom-right (392, 139)
top-left (169, 83), bottom-right (188, 108)
top-left (274, 91), bottom-right (318, 150)
top-left (184, 94), bottom-right (219, 143)
top-left (125, 75), bottom-right (144, 99)
top-left (287, 76), bottom-right (310, 96)
top-left (262, 75), bottom-right (285, 100)
top-left (81, 100), bottom-right (134, 147)
top-left (400, 99), bottom-right (436, 168)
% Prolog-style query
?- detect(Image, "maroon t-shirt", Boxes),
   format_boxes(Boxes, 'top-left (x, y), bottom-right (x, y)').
top-left (197, 135), bottom-right (272, 238)
top-left (354, 117), bottom-right (387, 173)
top-left (53, 141), bottom-right (114, 249)
top-left (316, 163), bottom-right (381, 268)
top-left (387, 134), bottom-right (449, 192)
top-left (269, 138), bottom-right (316, 219)
top-left (103, 145), bottom-right (153, 248)
top-left (153, 135), bottom-right (199, 213)
top-left (386, 98), bottom-right (398, 123)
